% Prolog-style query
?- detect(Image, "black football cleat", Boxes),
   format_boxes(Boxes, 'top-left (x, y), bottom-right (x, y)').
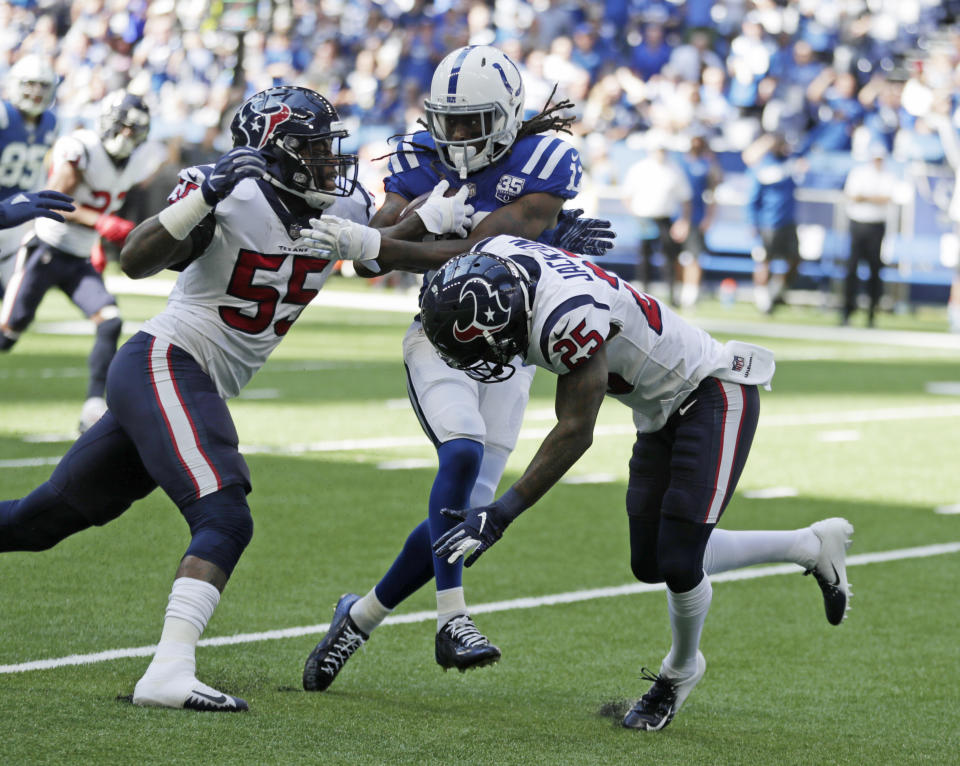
top-left (303, 593), bottom-right (369, 691)
top-left (435, 615), bottom-right (501, 672)
top-left (804, 518), bottom-right (854, 625)
top-left (622, 652), bottom-right (706, 732)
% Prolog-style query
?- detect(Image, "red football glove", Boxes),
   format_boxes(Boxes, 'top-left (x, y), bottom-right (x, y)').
top-left (94, 214), bottom-right (136, 245)
top-left (90, 240), bottom-right (106, 273)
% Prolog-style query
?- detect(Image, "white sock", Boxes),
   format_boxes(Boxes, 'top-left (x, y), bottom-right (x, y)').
top-left (349, 588), bottom-right (391, 635)
top-left (703, 528), bottom-right (820, 574)
top-left (142, 577), bottom-right (220, 680)
top-left (469, 444), bottom-right (510, 508)
top-left (663, 575), bottom-right (712, 677)
top-left (436, 586), bottom-right (467, 631)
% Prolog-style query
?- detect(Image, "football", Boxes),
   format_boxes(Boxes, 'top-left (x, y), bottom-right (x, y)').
top-left (396, 184), bottom-right (461, 222)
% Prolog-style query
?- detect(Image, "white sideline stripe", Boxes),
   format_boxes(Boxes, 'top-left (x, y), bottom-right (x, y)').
top-left (8, 402), bottom-right (960, 467)
top-left (2, 541), bottom-right (958, 675)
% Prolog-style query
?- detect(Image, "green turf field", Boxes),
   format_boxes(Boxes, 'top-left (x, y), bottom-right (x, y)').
top-left (1, 277), bottom-right (958, 765)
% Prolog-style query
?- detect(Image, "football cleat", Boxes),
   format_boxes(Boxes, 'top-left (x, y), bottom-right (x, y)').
top-left (435, 615), bottom-right (501, 672)
top-left (622, 652), bottom-right (706, 732)
top-left (804, 517), bottom-right (854, 625)
top-left (132, 674), bottom-right (248, 712)
top-left (303, 593), bottom-right (368, 691)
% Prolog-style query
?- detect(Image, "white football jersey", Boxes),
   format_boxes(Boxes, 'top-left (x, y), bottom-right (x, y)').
top-left (142, 170), bottom-right (376, 399)
top-left (34, 129), bottom-right (161, 257)
top-left (475, 235), bottom-right (775, 432)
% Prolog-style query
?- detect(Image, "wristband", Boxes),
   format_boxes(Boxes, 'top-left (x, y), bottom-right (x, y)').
top-left (494, 488), bottom-right (527, 525)
top-left (158, 190), bottom-right (213, 241)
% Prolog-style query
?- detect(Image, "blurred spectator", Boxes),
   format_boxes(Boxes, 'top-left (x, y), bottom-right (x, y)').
top-left (933, 107), bottom-right (960, 333)
top-left (629, 22), bottom-right (672, 80)
top-left (800, 69), bottom-right (866, 154)
top-left (620, 133), bottom-right (692, 306)
top-left (841, 144), bottom-right (896, 326)
top-left (743, 133), bottom-right (803, 314)
top-left (669, 28), bottom-right (722, 83)
top-left (676, 129), bottom-right (722, 309)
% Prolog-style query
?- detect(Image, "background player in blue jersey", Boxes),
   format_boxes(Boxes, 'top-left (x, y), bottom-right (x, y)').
top-left (299, 45), bottom-right (613, 692)
top-left (0, 55), bottom-right (59, 297)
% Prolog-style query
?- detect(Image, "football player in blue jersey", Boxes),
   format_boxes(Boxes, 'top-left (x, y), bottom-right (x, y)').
top-left (299, 44), bottom-right (614, 692)
top-left (0, 55), bottom-right (59, 297)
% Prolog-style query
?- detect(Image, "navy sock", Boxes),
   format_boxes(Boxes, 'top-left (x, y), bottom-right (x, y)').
top-left (428, 439), bottom-right (483, 591)
top-left (87, 316), bottom-right (121, 398)
top-left (374, 519), bottom-right (434, 609)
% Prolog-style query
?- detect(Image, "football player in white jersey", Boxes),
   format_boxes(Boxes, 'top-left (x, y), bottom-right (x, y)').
top-left (419, 238), bottom-right (854, 732)
top-left (1, 90), bottom-right (159, 432)
top-left (298, 45), bottom-right (615, 692)
top-left (0, 85), bottom-right (471, 712)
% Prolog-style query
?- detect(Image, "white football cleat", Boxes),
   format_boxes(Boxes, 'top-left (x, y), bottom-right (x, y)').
top-left (133, 674), bottom-right (248, 712)
top-left (805, 517), bottom-right (854, 625)
top-left (78, 396), bottom-right (108, 434)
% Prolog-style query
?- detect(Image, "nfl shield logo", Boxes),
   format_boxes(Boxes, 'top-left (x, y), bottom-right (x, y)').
top-left (732, 355), bottom-right (745, 372)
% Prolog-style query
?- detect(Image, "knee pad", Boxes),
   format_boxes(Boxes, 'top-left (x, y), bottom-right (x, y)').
top-left (0, 483), bottom-right (92, 552)
top-left (181, 484), bottom-right (253, 578)
top-left (628, 515), bottom-right (662, 584)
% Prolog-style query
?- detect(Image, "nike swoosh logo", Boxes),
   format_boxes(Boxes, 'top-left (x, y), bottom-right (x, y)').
top-left (678, 399), bottom-right (697, 416)
top-left (828, 563), bottom-right (840, 587)
top-left (478, 511), bottom-right (487, 535)
top-left (191, 690), bottom-right (228, 704)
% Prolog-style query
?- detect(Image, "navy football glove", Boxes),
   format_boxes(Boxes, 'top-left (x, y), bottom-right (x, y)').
top-left (434, 506), bottom-right (509, 567)
top-left (200, 147), bottom-right (267, 205)
top-left (552, 208), bottom-right (615, 256)
top-left (0, 190), bottom-right (74, 229)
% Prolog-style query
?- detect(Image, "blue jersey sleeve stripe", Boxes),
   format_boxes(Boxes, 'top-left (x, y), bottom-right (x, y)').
top-left (539, 295), bottom-right (609, 362)
top-left (520, 136), bottom-right (555, 175)
top-left (539, 143), bottom-right (575, 180)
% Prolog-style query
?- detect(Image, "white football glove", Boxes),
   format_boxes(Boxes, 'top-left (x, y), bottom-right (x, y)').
top-left (414, 179), bottom-right (474, 237)
top-left (299, 215), bottom-right (382, 265)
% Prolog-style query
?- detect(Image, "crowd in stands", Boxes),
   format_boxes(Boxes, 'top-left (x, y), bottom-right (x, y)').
top-left (4, 0), bottom-right (960, 314)
top-left (1, 1), bottom-right (958, 167)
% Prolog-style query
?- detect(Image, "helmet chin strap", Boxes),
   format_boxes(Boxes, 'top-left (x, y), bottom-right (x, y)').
top-left (262, 172), bottom-right (336, 210)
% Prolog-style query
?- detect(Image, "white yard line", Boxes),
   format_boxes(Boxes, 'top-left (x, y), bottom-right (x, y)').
top-left (1, 541), bottom-right (957, 675)
top-left (5, 401), bottom-right (960, 467)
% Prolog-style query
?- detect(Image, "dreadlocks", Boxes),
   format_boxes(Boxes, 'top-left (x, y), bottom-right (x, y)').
top-left (517, 84), bottom-right (576, 140)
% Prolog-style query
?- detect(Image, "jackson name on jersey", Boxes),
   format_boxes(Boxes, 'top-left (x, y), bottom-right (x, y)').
top-left (472, 235), bottom-right (776, 432)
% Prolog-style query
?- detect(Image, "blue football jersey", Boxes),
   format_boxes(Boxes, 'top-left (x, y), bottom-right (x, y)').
top-left (0, 101), bottom-right (57, 200)
top-left (384, 130), bottom-right (582, 240)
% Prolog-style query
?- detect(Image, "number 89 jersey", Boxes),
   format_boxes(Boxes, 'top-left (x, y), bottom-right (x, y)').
top-left (474, 235), bottom-right (774, 432)
top-left (141, 166), bottom-right (375, 399)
